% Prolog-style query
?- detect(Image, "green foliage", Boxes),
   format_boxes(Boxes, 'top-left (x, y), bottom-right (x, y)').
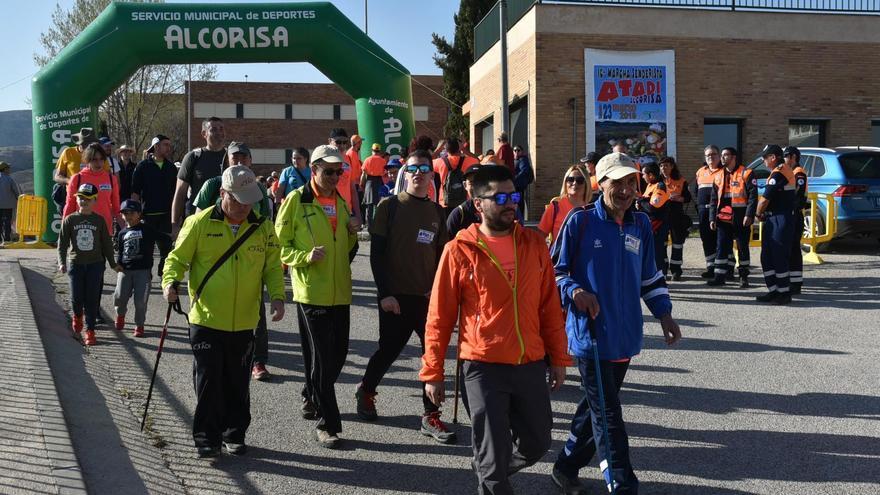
top-left (33, 0), bottom-right (216, 158)
top-left (432, 0), bottom-right (496, 138)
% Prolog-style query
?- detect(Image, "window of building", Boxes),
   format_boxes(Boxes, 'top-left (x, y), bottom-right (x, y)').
top-left (193, 102), bottom-right (237, 119)
top-left (476, 117), bottom-right (494, 155)
top-left (339, 105), bottom-right (357, 120)
top-left (414, 106), bottom-right (429, 122)
top-left (243, 103), bottom-right (285, 119)
top-left (872, 120), bottom-right (880, 147)
top-left (291, 104), bottom-right (334, 120)
top-left (250, 149), bottom-right (286, 165)
top-left (703, 118), bottom-right (742, 155)
top-left (788, 120), bottom-right (827, 147)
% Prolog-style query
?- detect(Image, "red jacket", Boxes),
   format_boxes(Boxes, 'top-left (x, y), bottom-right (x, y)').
top-left (420, 223), bottom-right (571, 382)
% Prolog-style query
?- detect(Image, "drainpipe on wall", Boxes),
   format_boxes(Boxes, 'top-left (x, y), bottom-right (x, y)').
top-left (569, 97), bottom-right (577, 163)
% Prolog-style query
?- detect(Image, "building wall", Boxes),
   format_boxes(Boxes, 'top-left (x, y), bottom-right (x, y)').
top-left (470, 4), bottom-right (880, 215)
top-left (189, 76), bottom-right (448, 177)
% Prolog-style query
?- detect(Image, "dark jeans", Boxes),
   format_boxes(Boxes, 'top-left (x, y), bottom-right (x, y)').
top-left (555, 358), bottom-right (638, 494)
top-left (190, 325), bottom-right (254, 448)
top-left (298, 303), bottom-right (350, 435)
top-left (0, 208), bottom-right (13, 242)
top-left (362, 295), bottom-right (436, 414)
top-left (68, 261), bottom-right (105, 329)
top-left (466, 360), bottom-right (552, 495)
top-left (143, 212), bottom-right (171, 277)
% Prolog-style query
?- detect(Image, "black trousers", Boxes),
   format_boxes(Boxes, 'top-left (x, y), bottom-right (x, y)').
top-left (298, 303), bottom-right (350, 435)
top-left (190, 325), bottom-right (254, 448)
top-left (790, 212), bottom-right (804, 286)
top-left (362, 295), bottom-right (437, 414)
top-left (253, 299), bottom-right (269, 364)
top-left (0, 208), bottom-right (13, 242)
top-left (714, 208), bottom-right (752, 278)
top-left (697, 206), bottom-right (717, 271)
top-left (295, 304), bottom-right (314, 401)
top-left (143, 212), bottom-right (171, 277)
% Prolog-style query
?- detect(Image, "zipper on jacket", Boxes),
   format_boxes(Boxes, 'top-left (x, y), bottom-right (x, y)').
top-left (476, 233), bottom-right (525, 364)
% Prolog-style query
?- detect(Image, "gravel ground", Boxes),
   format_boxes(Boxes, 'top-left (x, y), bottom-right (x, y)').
top-left (15, 236), bottom-right (880, 494)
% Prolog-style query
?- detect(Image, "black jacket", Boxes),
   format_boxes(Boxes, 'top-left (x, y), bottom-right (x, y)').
top-left (131, 157), bottom-right (178, 214)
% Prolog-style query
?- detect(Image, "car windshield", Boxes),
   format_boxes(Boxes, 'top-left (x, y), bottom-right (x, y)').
top-left (838, 153), bottom-right (880, 179)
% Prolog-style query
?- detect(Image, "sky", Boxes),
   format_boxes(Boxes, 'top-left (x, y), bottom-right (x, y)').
top-left (0, 0), bottom-right (459, 112)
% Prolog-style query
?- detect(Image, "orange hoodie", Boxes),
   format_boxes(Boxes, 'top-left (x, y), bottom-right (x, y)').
top-left (420, 223), bottom-right (572, 382)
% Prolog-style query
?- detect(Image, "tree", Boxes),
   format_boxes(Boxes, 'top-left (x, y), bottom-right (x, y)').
top-left (432, 0), bottom-right (496, 139)
top-left (34, 0), bottom-right (216, 160)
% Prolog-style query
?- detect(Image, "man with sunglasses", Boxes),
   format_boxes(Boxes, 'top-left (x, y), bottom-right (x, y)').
top-left (275, 144), bottom-right (359, 449)
top-left (355, 150), bottom-right (453, 442)
top-left (422, 165), bottom-right (571, 494)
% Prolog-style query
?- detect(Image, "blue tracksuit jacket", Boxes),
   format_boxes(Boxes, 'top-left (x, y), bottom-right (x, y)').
top-left (551, 197), bottom-right (672, 360)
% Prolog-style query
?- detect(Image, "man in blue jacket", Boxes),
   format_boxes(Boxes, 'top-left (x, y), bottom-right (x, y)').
top-left (550, 152), bottom-right (681, 495)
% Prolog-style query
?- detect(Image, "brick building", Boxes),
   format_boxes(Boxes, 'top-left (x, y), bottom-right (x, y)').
top-left (467, 2), bottom-right (880, 218)
top-left (187, 76), bottom-right (448, 177)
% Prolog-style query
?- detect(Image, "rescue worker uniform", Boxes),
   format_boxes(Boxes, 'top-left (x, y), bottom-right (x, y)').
top-left (695, 164), bottom-right (727, 276)
top-left (664, 176), bottom-right (691, 278)
top-left (638, 181), bottom-right (671, 276)
top-left (708, 164), bottom-right (758, 285)
top-left (757, 163), bottom-right (796, 304)
top-left (789, 164), bottom-right (808, 294)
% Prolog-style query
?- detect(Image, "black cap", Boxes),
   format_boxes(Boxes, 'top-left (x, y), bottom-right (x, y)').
top-left (761, 144), bottom-right (784, 158)
top-left (463, 164), bottom-right (483, 178)
top-left (75, 183), bottom-right (98, 199)
top-left (329, 128), bottom-right (349, 139)
top-left (120, 199), bottom-right (142, 213)
top-left (782, 145), bottom-right (800, 157)
top-left (580, 152), bottom-right (601, 164)
top-left (641, 161), bottom-right (660, 176)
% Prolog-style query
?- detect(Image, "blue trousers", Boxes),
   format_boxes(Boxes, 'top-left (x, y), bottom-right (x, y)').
top-left (714, 208), bottom-right (751, 278)
top-left (790, 213), bottom-right (804, 285)
top-left (555, 359), bottom-right (638, 494)
top-left (761, 213), bottom-right (794, 294)
top-left (68, 261), bottom-right (105, 329)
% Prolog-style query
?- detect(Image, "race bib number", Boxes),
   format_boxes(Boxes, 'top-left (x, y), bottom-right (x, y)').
top-left (322, 204), bottom-right (336, 218)
top-left (416, 229), bottom-right (436, 244)
top-left (99, 183), bottom-right (112, 191)
top-left (624, 234), bottom-right (640, 254)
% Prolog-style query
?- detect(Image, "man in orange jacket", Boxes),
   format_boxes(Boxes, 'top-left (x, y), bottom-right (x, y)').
top-left (421, 165), bottom-right (572, 495)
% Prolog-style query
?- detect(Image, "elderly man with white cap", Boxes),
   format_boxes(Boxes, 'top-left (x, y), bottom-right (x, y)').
top-left (550, 152), bottom-right (681, 494)
top-left (162, 165), bottom-right (285, 458)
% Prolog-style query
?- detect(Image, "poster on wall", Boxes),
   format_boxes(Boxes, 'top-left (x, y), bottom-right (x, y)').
top-left (584, 49), bottom-right (676, 160)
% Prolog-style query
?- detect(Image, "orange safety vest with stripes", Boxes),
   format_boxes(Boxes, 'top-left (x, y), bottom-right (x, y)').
top-left (695, 165), bottom-right (724, 206)
top-left (713, 165), bottom-right (755, 208)
top-left (665, 177), bottom-right (687, 203)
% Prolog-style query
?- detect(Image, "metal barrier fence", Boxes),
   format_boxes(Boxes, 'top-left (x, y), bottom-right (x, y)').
top-left (474, 0), bottom-right (880, 60)
top-left (747, 192), bottom-right (837, 264)
top-left (2, 195), bottom-right (53, 249)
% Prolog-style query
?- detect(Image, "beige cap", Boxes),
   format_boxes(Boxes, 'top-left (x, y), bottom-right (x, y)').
top-left (595, 152), bottom-right (640, 183)
top-left (311, 144), bottom-right (344, 164)
top-left (118, 145), bottom-right (134, 152)
top-left (221, 165), bottom-right (263, 205)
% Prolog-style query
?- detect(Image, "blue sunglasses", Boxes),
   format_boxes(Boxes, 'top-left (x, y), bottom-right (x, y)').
top-left (404, 164), bottom-right (432, 174)
top-left (478, 192), bottom-right (522, 205)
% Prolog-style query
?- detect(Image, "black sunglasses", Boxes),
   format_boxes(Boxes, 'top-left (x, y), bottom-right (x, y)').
top-left (565, 176), bottom-right (586, 185)
top-left (478, 192), bottom-right (522, 205)
top-left (319, 167), bottom-right (345, 177)
top-left (404, 164), bottom-right (432, 174)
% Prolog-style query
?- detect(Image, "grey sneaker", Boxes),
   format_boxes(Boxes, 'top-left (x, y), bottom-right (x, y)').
top-left (315, 429), bottom-right (340, 449)
top-left (551, 467), bottom-right (588, 495)
top-left (420, 412), bottom-right (456, 444)
top-left (222, 442), bottom-right (247, 456)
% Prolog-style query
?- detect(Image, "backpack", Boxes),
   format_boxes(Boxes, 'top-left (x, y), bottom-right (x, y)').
top-left (442, 156), bottom-right (467, 206)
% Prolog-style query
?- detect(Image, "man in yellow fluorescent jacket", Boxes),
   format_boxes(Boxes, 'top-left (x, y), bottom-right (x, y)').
top-left (162, 166), bottom-right (285, 458)
top-left (275, 144), bottom-right (358, 449)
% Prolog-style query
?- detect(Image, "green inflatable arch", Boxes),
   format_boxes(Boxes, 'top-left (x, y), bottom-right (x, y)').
top-left (32, 1), bottom-right (415, 241)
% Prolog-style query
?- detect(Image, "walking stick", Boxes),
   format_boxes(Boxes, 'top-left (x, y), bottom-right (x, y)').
top-left (141, 286), bottom-right (184, 431)
top-left (589, 317), bottom-right (617, 494)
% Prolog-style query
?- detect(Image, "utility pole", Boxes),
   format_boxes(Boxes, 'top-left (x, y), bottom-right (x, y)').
top-left (187, 64), bottom-right (192, 151)
top-left (499, 0), bottom-right (510, 135)
top-left (364, 0), bottom-right (368, 35)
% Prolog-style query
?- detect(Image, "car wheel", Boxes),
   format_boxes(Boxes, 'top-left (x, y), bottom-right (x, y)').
top-left (803, 209), bottom-right (830, 253)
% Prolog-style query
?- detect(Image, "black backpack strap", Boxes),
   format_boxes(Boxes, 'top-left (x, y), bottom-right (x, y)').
top-left (193, 216), bottom-right (267, 304)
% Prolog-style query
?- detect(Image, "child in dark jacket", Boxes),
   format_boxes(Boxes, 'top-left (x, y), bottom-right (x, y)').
top-left (114, 199), bottom-right (172, 337)
top-left (58, 183), bottom-right (120, 346)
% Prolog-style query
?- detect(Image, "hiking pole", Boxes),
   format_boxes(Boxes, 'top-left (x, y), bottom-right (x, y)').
top-left (141, 284), bottom-right (183, 432)
top-left (589, 317), bottom-right (617, 494)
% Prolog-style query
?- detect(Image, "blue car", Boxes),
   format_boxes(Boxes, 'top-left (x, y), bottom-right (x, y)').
top-left (747, 147), bottom-right (880, 242)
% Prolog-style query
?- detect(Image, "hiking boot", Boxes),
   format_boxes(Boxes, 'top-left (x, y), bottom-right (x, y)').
top-left (700, 270), bottom-right (714, 279)
top-left (114, 315), bottom-right (125, 331)
top-left (755, 291), bottom-right (779, 303)
top-left (420, 412), bottom-right (456, 444)
top-left (739, 275), bottom-right (750, 289)
top-left (83, 330), bottom-right (97, 346)
top-left (551, 467), bottom-right (588, 495)
top-left (706, 277), bottom-right (725, 286)
top-left (315, 429), bottom-right (340, 449)
top-left (72, 314), bottom-right (83, 334)
top-left (671, 272), bottom-right (682, 281)
top-left (790, 283), bottom-right (802, 295)
top-left (726, 270), bottom-right (736, 281)
top-left (133, 326), bottom-right (145, 338)
top-left (772, 293), bottom-right (792, 305)
top-left (355, 385), bottom-right (378, 421)
top-left (197, 445), bottom-right (221, 458)
top-left (301, 397), bottom-right (317, 420)
top-left (251, 363), bottom-right (271, 381)
top-left (222, 441), bottom-right (247, 456)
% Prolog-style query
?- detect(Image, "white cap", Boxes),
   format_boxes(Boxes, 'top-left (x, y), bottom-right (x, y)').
top-left (221, 165), bottom-right (262, 205)
top-left (595, 152), bottom-right (640, 183)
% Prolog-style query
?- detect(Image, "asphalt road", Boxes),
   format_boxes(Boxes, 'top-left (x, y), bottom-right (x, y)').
top-left (20, 237), bottom-right (880, 494)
